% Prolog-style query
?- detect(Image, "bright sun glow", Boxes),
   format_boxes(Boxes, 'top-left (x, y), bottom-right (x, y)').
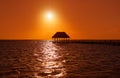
top-left (38, 10), bottom-right (60, 28)
top-left (46, 11), bottom-right (54, 20)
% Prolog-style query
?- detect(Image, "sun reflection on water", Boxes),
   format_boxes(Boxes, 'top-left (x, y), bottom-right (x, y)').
top-left (35, 41), bottom-right (66, 78)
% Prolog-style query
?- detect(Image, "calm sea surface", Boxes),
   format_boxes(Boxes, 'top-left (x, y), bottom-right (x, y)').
top-left (0, 40), bottom-right (120, 78)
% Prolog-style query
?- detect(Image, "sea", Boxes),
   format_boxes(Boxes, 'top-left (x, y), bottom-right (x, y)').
top-left (0, 40), bottom-right (120, 78)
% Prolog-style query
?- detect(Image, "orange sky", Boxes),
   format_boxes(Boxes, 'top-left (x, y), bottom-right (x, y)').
top-left (0, 0), bottom-right (120, 40)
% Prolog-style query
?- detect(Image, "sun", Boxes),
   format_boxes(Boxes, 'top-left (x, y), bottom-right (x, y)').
top-left (46, 11), bottom-right (54, 21)
top-left (39, 10), bottom-right (58, 25)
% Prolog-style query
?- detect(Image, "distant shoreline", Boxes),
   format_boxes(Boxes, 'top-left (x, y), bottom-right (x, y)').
top-left (0, 40), bottom-right (120, 45)
top-left (51, 40), bottom-right (120, 45)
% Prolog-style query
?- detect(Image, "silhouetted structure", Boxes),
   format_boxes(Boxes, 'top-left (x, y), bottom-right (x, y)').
top-left (52, 32), bottom-right (70, 41)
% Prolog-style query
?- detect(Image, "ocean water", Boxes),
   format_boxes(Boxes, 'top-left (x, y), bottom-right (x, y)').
top-left (0, 40), bottom-right (120, 78)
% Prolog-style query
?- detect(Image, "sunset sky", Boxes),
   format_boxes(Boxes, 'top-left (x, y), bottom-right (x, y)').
top-left (0, 0), bottom-right (120, 40)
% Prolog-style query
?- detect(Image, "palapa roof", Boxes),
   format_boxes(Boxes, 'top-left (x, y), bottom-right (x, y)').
top-left (52, 32), bottom-right (70, 38)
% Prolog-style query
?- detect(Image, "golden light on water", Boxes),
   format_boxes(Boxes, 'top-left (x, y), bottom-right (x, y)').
top-left (41, 41), bottom-right (66, 77)
top-left (34, 41), bottom-right (66, 77)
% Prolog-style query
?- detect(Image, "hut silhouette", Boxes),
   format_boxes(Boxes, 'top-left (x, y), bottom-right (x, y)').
top-left (52, 32), bottom-right (70, 41)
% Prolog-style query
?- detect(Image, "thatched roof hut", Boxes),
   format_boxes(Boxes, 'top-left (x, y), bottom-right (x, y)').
top-left (52, 32), bottom-right (70, 42)
top-left (52, 32), bottom-right (70, 39)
